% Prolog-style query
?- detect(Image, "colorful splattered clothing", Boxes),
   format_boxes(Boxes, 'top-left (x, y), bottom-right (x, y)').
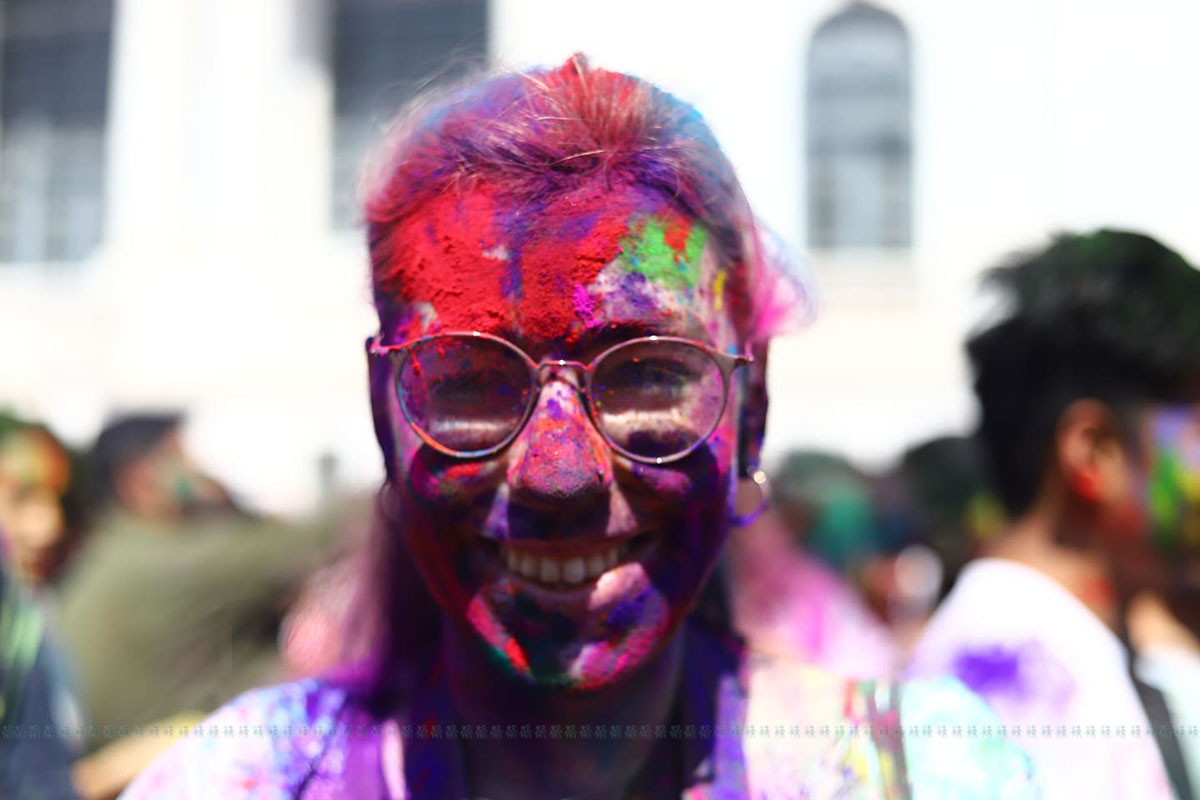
top-left (906, 558), bottom-right (1173, 800)
top-left (122, 621), bottom-right (1036, 799)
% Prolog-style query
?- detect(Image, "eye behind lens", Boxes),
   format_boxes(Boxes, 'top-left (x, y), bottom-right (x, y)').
top-left (399, 335), bottom-right (534, 454)
top-left (591, 340), bottom-right (726, 461)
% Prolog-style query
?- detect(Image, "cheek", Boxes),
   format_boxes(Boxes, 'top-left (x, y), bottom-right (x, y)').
top-left (389, 407), bottom-right (505, 506)
top-left (629, 414), bottom-right (738, 507)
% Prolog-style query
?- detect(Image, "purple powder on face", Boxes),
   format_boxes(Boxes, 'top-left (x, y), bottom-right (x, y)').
top-left (544, 398), bottom-right (566, 421)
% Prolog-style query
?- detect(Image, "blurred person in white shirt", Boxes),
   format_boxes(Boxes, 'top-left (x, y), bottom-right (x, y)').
top-left (906, 230), bottom-right (1200, 800)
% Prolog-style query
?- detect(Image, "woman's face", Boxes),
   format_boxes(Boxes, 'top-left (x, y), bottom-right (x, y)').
top-left (0, 431), bottom-right (70, 584)
top-left (370, 181), bottom-right (743, 690)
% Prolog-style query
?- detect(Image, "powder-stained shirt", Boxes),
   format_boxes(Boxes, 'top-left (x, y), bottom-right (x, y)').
top-left (905, 558), bottom-right (1174, 800)
top-left (120, 621), bottom-right (1036, 799)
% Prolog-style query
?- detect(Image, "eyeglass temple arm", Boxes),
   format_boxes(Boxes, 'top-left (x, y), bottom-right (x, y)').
top-left (368, 335), bottom-right (408, 357)
top-left (721, 350), bottom-right (754, 370)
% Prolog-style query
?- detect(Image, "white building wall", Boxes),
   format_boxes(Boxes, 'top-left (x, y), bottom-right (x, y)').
top-left (1, 0), bottom-right (1198, 513)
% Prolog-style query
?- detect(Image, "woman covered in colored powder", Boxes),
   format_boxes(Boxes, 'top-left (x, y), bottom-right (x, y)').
top-left (122, 56), bottom-right (1036, 798)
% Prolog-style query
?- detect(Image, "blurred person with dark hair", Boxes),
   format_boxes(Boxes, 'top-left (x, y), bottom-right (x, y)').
top-left (88, 413), bottom-right (238, 522)
top-left (873, 435), bottom-right (1007, 653)
top-left (892, 435), bottom-right (1005, 593)
top-left (56, 413), bottom-right (341, 798)
top-left (725, 449), bottom-right (898, 677)
top-left (905, 230), bottom-right (1200, 800)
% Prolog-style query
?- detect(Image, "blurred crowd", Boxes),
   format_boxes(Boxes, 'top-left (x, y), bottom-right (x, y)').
top-left (0, 397), bottom-right (997, 797)
top-left (0, 412), bottom-right (368, 798)
top-left (2, 228), bottom-right (1200, 799)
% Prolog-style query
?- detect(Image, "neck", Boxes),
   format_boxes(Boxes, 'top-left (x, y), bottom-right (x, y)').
top-left (984, 506), bottom-right (1121, 630)
top-left (442, 619), bottom-right (686, 800)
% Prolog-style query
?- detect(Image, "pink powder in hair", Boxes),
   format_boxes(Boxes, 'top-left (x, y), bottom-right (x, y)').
top-left (572, 283), bottom-right (598, 327)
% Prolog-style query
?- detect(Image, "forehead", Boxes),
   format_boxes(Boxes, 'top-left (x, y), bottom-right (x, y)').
top-left (374, 181), bottom-right (730, 347)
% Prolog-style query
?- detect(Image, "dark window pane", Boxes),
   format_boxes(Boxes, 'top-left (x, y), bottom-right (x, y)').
top-left (332, 0), bottom-right (488, 228)
top-left (0, 0), bottom-right (113, 263)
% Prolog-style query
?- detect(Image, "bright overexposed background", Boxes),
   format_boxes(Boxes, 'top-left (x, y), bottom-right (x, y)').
top-left (1, 0), bottom-right (1198, 515)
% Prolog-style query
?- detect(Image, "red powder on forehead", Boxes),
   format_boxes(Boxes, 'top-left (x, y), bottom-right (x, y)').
top-left (376, 180), bottom-right (671, 341)
top-left (515, 187), bottom-right (643, 342)
top-left (377, 184), bottom-right (511, 333)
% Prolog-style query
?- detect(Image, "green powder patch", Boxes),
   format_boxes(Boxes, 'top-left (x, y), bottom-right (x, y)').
top-left (619, 216), bottom-right (707, 290)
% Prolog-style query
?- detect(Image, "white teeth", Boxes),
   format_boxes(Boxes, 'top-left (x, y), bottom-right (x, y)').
top-left (499, 542), bottom-right (631, 586)
top-left (562, 558), bottom-right (586, 584)
top-left (605, 548), bottom-right (619, 570)
top-left (586, 554), bottom-right (606, 578)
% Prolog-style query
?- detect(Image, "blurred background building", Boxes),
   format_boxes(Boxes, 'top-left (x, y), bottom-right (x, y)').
top-left (1, 0), bottom-right (1198, 516)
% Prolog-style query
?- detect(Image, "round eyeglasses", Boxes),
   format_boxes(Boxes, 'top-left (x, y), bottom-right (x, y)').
top-left (369, 331), bottom-right (752, 465)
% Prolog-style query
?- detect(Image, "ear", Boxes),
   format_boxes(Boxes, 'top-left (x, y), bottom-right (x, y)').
top-left (737, 340), bottom-right (770, 478)
top-left (366, 337), bottom-right (399, 483)
top-left (1055, 398), bottom-right (1129, 507)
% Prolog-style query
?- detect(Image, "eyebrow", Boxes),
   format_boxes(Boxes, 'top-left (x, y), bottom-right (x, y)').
top-left (573, 315), bottom-right (713, 354)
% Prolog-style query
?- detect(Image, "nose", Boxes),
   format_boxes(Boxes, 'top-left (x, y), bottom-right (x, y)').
top-left (507, 374), bottom-right (613, 510)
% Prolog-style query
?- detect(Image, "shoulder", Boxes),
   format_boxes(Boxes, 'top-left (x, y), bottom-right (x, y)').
top-left (118, 678), bottom-right (352, 800)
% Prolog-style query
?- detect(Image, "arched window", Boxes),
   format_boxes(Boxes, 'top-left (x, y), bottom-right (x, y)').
top-left (807, 2), bottom-right (911, 250)
top-left (332, 0), bottom-right (488, 228)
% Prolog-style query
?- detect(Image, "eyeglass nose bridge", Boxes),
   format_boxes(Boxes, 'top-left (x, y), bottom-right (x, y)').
top-left (534, 359), bottom-right (588, 392)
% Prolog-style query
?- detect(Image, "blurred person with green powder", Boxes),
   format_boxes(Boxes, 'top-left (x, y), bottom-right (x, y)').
top-left (722, 450), bottom-right (899, 677)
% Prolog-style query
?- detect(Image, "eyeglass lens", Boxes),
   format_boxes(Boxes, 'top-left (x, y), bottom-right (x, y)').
top-left (590, 339), bottom-right (726, 459)
top-left (398, 337), bottom-right (534, 453)
top-left (397, 337), bottom-right (728, 460)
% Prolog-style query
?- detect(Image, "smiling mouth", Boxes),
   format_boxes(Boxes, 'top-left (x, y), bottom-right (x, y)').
top-left (480, 532), bottom-right (654, 589)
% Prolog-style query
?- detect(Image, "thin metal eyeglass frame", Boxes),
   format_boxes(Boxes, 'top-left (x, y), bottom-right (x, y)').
top-left (368, 331), bottom-right (752, 465)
